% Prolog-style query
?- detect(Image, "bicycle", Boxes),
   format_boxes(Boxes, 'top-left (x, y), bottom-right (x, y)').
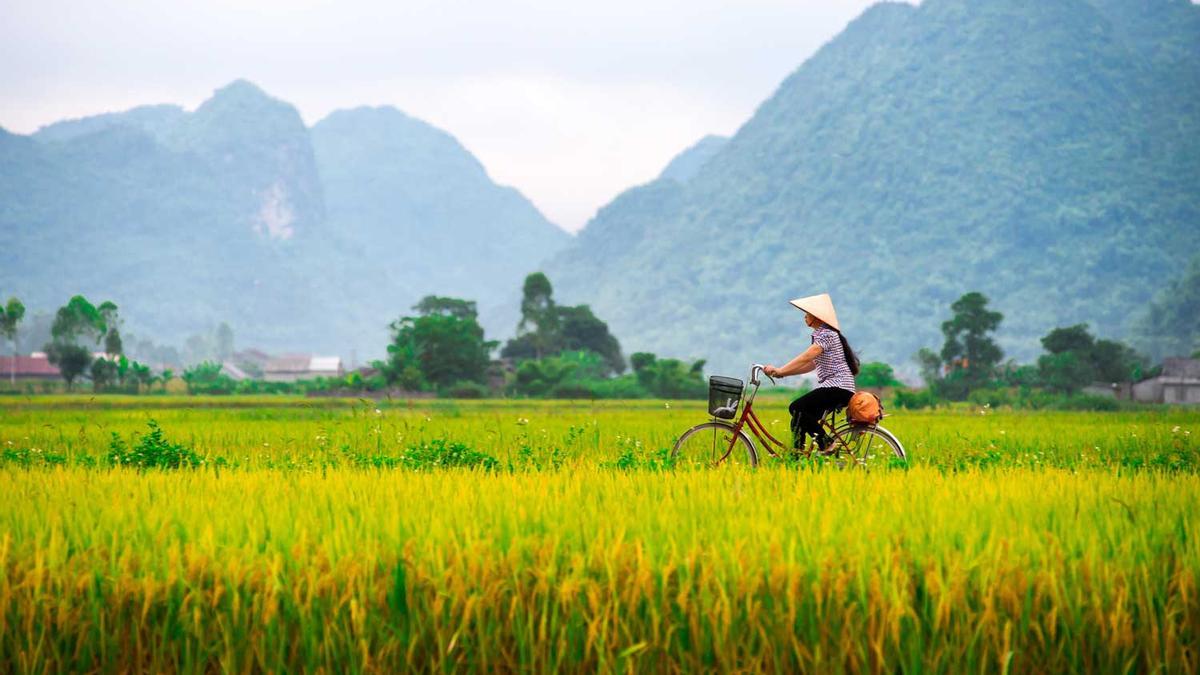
top-left (671, 364), bottom-right (906, 468)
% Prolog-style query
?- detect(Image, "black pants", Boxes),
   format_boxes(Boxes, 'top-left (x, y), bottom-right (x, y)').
top-left (789, 387), bottom-right (854, 449)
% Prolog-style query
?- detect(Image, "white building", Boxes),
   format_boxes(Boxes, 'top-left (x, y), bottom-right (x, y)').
top-left (1132, 358), bottom-right (1200, 404)
top-left (263, 355), bottom-right (345, 382)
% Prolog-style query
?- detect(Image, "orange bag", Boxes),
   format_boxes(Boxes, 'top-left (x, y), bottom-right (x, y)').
top-left (848, 391), bottom-right (883, 425)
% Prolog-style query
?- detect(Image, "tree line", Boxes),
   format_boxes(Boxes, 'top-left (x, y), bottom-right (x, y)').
top-left (373, 273), bottom-right (712, 398)
top-left (904, 291), bottom-right (1167, 409)
top-left (2, 280), bottom-right (1193, 400)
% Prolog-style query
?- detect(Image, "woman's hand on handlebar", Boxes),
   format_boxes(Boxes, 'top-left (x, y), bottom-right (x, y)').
top-left (762, 365), bottom-right (780, 378)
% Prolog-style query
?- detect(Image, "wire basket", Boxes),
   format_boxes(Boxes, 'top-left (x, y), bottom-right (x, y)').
top-left (708, 376), bottom-right (744, 419)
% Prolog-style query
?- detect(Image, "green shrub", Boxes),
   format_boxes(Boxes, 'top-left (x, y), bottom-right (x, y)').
top-left (967, 388), bottom-right (1015, 408)
top-left (107, 420), bottom-right (202, 469)
top-left (894, 388), bottom-right (937, 409)
top-left (400, 439), bottom-right (498, 471)
top-left (445, 381), bottom-right (489, 399)
top-left (550, 382), bottom-right (595, 399)
top-left (578, 376), bottom-right (648, 399)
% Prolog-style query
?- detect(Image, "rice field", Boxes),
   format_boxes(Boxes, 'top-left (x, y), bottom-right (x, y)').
top-left (1, 396), bottom-right (1197, 672)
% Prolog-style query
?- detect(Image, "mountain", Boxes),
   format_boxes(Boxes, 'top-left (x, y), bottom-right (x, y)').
top-left (311, 106), bottom-right (569, 346)
top-left (658, 135), bottom-right (728, 184)
top-left (1, 82), bottom-right (569, 358)
top-left (544, 0), bottom-right (1200, 375)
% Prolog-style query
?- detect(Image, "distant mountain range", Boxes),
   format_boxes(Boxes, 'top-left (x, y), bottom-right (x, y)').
top-left (545, 0), bottom-right (1200, 374)
top-left (0, 81), bottom-right (569, 359)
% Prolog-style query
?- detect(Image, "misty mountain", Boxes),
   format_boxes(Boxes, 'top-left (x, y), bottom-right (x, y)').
top-left (658, 135), bottom-right (728, 184)
top-left (311, 106), bottom-right (569, 348)
top-left (545, 0), bottom-right (1200, 375)
top-left (1, 81), bottom-right (569, 359)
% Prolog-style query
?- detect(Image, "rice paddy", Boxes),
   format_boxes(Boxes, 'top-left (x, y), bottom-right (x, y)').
top-left (1, 396), bottom-right (1197, 672)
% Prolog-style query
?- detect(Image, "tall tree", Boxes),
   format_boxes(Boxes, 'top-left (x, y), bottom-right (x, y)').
top-left (44, 295), bottom-right (108, 390)
top-left (97, 301), bottom-right (123, 358)
top-left (940, 292), bottom-right (1004, 392)
top-left (515, 272), bottom-right (559, 359)
top-left (414, 296), bottom-right (480, 321)
top-left (503, 273), bottom-right (625, 373)
top-left (557, 304), bottom-right (625, 375)
top-left (383, 296), bottom-right (497, 389)
top-left (1037, 323), bottom-right (1145, 393)
top-left (0, 297), bottom-right (26, 386)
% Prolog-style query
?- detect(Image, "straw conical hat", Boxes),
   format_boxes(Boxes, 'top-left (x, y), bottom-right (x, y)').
top-left (789, 293), bottom-right (840, 331)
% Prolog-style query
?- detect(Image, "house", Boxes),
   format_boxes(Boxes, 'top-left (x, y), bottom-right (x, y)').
top-left (263, 354), bottom-right (345, 382)
top-left (220, 362), bottom-right (251, 382)
top-left (0, 352), bottom-right (61, 381)
top-left (1132, 358), bottom-right (1200, 404)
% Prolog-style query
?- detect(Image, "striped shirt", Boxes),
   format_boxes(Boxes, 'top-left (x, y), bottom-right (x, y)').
top-left (812, 327), bottom-right (856, 392)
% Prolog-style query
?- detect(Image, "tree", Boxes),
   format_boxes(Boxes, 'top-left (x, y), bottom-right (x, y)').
top-left (939, 292), bottom-right (1004, 393)
top-left (857, 362), bottom-right (902, 388)
top-left (182, 361), bottom-right (235, 394)
top-left (1037, 324), bottom-right (1145, 392)
top-left (45, 296), bottom-right (108, 390)
top-left (383, 296), bottom-right (497, 390)
top-left (45, 343), bottom-right (92, 390)
top-left (1041, 324), bottom-right (1093, 355)
top-left (629, 352), bottom-right (707, 398)
top-left (90, 357), bottom-right (119, 391)
top-left (558, 304), bottom-right (625, 375)
top-left (1037, 351), bottom-right (1093, 395)
top-left (97, 301), bottom-right (122, 357)
top-left (503, 273), bottom-right (625, 374)
top-left (511, 272), bottom-right (560, 360)
top-left (1090, 339), bottom-right (1145, 383)
top-left (414, 296), bottom-right (479, 321)
top-left (914, 347), bottom-right (942, 387)
top-left (0, 297), bottom-right (26, 386)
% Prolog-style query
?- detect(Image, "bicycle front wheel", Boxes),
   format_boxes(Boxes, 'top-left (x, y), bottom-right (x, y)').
top-left (838, 424), bottom-right (905, 469)
top-left (672, 422), bottom-right (759, 468)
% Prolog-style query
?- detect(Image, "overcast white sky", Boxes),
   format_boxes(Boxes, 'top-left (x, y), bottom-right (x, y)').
top-left (1, 0), bottom-right (882, 232)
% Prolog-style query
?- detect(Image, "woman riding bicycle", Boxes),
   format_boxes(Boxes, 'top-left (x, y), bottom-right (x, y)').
top-left (763, 293), bottom-right (861, 453)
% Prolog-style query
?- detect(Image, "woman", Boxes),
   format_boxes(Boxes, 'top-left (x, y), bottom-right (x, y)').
top-left (763, 293), bottom-right (860, 452)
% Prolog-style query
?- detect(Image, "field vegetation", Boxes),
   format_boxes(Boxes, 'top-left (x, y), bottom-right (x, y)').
top-left (1, 397), bottom-right (1197, 672)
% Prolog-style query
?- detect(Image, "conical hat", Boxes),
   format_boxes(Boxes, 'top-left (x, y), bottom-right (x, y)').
top-left (788, 293), bottom-right (840, 331)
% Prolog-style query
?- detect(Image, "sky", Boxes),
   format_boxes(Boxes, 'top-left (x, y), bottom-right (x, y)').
top-left (1, 0), bottom-right (882, 232)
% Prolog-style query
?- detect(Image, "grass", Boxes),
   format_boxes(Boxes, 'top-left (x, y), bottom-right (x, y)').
top-left (0, 397), bottom-right (1197, 672)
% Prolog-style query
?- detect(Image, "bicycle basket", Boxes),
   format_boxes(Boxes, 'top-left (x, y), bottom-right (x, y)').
top-left (708, 376), bottom-right (744, 419)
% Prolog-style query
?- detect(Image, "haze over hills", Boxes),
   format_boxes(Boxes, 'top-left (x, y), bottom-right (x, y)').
top-left (0, 81), bottom-right (569, 359)
top-left (545, 0), bottom-right (1200, 375)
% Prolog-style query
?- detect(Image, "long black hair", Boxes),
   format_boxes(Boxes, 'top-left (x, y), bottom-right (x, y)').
top-left (835, 330), bottom-right (861, 376)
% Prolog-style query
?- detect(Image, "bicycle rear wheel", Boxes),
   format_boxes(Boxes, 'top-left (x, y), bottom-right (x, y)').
top-left (672, 422), bottom-right (758, 468)
top-left (836, 424), bottom-right (905, 469)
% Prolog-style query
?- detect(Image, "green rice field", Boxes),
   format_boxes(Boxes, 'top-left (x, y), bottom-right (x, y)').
top-left (1, 396), bottom-right (1197, 672)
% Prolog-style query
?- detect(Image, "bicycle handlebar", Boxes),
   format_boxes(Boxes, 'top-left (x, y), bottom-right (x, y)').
top-left (750, 363), bottom-right (776, 386)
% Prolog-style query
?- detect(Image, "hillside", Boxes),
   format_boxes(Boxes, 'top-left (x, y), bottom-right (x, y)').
top-left (545, 0), bottom-right (1200, 374)
top-left (0, 82), bottom-right (569, 358)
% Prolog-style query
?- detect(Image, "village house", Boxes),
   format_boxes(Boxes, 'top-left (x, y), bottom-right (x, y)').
top-left (263, 354), bottom-right (345, 382)
top-left (1132, 357), bottom-right (1200, 405)
top-left (0, 352), bottom-right (62, 381)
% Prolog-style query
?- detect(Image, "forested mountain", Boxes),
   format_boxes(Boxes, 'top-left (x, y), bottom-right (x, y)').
top-left (658, 135), bottom-right (728, 184)
top-left (0, 81), bottom-right (568, 357)
top-left (311, 106), bottom-right (569, 345)
top-left (545, 0), bottom-right (1200, 375)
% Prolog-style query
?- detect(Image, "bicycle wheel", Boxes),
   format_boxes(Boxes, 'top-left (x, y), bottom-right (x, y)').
top-left (672, 422), bottom-right (759, 468)
top-left (836, 424), bottom-right (905, 468)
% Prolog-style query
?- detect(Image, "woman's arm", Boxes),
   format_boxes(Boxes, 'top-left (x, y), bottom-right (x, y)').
top-left (766, 344), bottom-right (822, 378)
